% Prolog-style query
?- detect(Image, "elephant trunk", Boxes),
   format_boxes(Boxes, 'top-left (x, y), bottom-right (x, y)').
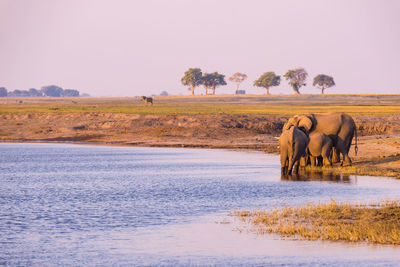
top-left (354, 127), bottom-right (358, 156)
top-left (287, 132), bottom-right (296, 174)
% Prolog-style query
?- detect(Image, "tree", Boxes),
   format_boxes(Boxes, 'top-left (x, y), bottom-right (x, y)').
top-left (62, 89), bottom-right (80, 97)
top-left (41, 85), bottom-right (63, 97)
top-left (160, 91), bottom-right (168, 96)
top-left (228, 73), bottom-right (247, 94)
top-left (253, 72), bottom-right (281, 95)
top-left (313, 74), bottom-right (335, 95)
top-left (28, 88), bottom-right (43, 97)
top-left (181, 68), bottom-right (202, 96)
top-left (209, 72), bottom-right (226, 95)
top-left (201, 73), bottom-right (214, 95)
top-left (0, 87), bottom-right (7, 97)
top-left (8, 90), bottom-right (30, 97)
top-left (284, 68), bottom-right (308, 94)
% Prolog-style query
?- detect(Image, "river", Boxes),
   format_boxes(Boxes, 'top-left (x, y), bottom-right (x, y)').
top-left (1, 143), bottom-right (400, 266)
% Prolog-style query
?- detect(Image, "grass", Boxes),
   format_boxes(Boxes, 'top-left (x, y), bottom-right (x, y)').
top-left (1, 95), bottom-right (400, 116)
top-left (304, 164), bottom-right (400, 179)
top-left (236, 200), bottom-right (400, 245)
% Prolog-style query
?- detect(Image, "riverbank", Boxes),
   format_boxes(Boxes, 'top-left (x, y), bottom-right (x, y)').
top-left (1, 95), bottom-right (400, 178)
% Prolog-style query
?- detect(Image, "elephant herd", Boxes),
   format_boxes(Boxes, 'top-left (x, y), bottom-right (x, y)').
top-left (279, 112), bottom-right (358, 175)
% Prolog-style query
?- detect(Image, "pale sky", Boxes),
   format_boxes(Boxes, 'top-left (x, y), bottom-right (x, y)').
top-left (0, 0), bottom-right (399, 96)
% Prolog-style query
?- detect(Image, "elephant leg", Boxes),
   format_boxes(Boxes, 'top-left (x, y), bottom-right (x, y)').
top-left (300, 156), bottom-right (307, 168)
top-left (322, 144), bottom-right (333, 166)
top-left (293, 161), bottom-right (300, 174)
top-left (288, 159), bottom-right (294, 175)
top-left (323, 157), bottom-right (332, 166)
top-left (332, 147), bottom-right (340, 163)
top-left (317, 156), bottom-right (323, 166)
top-left (337, 143), bottom-right (352, 166)
top-left (342, 153), bottom-right (352, 167)
top-left (343, 134), bottom-right (354, 166)
top-left (337, 137), bottom-right (353, 166)
top-left (280, 153), bottom-right (288, 175)
top-left (310, 156), bottom-right (317, 167)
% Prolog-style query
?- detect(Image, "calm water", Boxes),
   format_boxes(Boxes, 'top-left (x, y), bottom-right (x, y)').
top-left (1, 143), bottom-right (400, 266)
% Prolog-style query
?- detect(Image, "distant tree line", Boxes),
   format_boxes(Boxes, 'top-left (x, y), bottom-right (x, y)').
top-left (181, 68), bottom-right (335, 95)
top-left (181, 68), bottom-right (227, 96)
top-left (0, 85), bottom-right (82, 97)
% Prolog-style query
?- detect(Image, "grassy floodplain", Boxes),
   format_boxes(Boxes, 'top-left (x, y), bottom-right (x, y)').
top-left (1, 94), bottom-right (400, 116)
top-left (236, 200), bottom-right (400, 245)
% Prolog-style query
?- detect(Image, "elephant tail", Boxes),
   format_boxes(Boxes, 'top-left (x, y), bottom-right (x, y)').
top-left (354, 127), bottom-right (358, 156)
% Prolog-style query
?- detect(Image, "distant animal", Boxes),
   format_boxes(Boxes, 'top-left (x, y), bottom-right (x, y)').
top-left (279, 125), bottom-right (309, 175)
top-left (307, 132), bottom-right (333, 167)
top-left (140, 96), bottom-right (153, 105)
top-left (283, 112), bottom-right (357, 166)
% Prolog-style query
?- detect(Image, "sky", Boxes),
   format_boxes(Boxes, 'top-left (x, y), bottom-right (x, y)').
top-left (0, 0), bottom-right (399, 96)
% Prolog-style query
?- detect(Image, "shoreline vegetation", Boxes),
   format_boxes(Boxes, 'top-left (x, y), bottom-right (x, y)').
top-left (1, 94), bottom-right (399, 179)
top-left (235, 200), bottom-right (400, 245)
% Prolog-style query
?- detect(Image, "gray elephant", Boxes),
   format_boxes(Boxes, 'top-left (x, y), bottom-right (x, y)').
top-left (283, 112), bottom-right (357, 166)
top-left (279, 125), bottom-right (309, 175)
top-left (307, 132), bottom-right (333, 167)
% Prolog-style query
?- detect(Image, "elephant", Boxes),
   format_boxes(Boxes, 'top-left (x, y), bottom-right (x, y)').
top-left (307, 132), bottom-right (333, 167)
top-left (279, 125), bottom-right (309, 175)
top-left (140, 96), bottom-right (153, 105)
top-left (283, 112), bottom-right (357, 166)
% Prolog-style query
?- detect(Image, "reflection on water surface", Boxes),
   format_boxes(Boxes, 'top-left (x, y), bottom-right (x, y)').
top-left (282, 171), bottom-right (351, 183)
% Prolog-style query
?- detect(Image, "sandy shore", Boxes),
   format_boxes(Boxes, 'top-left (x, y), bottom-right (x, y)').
top-left (1, 112), bottom-right (400, 178)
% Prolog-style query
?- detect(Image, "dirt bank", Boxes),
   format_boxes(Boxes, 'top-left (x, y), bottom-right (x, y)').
top-left (1, 112), bottom-right (400, 177)
top-left (0, 113), bottom-right (287, 152)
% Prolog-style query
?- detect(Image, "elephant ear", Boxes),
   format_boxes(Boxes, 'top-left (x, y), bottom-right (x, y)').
top-left (283, 116), bottom-right (298, 130)
top-left (298, 115), bottom-right (313, 132)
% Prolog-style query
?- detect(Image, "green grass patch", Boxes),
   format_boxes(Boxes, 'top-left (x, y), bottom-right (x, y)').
top-left (236, 200), bottom-right (400, 245)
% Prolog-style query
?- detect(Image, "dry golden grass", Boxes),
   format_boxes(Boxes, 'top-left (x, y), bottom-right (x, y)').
top-left (236, 200), bottom-right (400, 245)
top-left (304, 165), bottom-right (400, 179)
top-left (1, 94), bottom-right (400, 116)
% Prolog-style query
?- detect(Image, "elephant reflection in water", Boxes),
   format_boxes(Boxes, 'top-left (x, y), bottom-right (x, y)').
top-left (281, 170), bottom-right (350, 183)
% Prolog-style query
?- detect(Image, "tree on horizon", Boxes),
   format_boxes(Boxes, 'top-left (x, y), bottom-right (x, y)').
top-left (41, 85), bottom-right (64, 97)
top-left (181, 68), bottom-right (203, 96)
top-left (62, 89), bottom-right (80, 97)
top-left (228, 72), bottom-right (247, 94)
top-left (201, 73), bottom-right (215, 95)
top-left (253, 72), bottom-right (281, 95)
top-left (313, 74), bottom-right (335, 94)
top-left (28, 88), bottom-right (43, 97)
top-left (209, 72), bottom-right (227, 95)
top-left (284, 68), bottom-right (308, 94)
top-left (0, 87), bottom-right (7, 97)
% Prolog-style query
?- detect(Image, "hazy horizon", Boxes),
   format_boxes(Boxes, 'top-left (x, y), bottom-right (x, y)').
top-left (0, 0), bottom-right (399, 96)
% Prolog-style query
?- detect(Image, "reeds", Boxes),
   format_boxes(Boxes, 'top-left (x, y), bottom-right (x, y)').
top-left (236, 200), bottom-right (400, 245)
